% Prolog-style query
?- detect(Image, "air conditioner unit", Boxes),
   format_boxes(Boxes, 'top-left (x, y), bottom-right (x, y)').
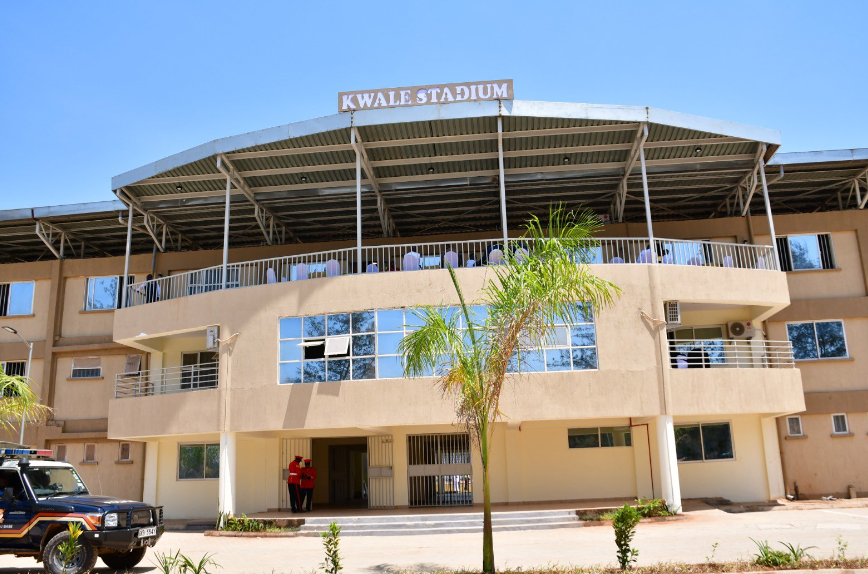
top-left (664, 301), bottom-right (681, 326)
top-left (728, 321), bottom-right (756, 339)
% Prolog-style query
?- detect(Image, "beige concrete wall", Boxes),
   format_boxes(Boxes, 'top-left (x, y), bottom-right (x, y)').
top-left (778, 412), bottom-right (868, 498)
top-left (674, 414), bottom-right (775, 502)
top-left (109, 263), bottom-right (795, 439)
top-left (54, 353), bottom-right (132, 420)
top-left (154, 434), bottom-right (220, 520)
top-left (45, 440), bottom-right (144, 501)
top-left (0, 278), bottom-right (51, 343)
top-left (60, 277), bottom-right (118, 339)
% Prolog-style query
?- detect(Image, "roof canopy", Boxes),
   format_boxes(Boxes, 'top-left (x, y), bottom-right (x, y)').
top-left (1, 100), bottom-right (866, 263)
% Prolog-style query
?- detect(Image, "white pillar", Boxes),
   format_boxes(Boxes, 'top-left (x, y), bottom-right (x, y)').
top-left (353, 128), bottom-right (362, 274)
top-left (222, 176), bottom-right (232, 289)
top-left (758, 144), bottom-right (780, 268)
top-left (760, 417), bottom-right (786, 499)
top-left (497, 116), bottom-right (508, 244)
top-left (655, 415), bottom-right (682, 513)
top-left (120, 201), bottom-right (133, 307)
top-left (639, 143), bottom-right (656, 259)
top-left (142, 441), bottom-right (159, 506)
top-left (218, 432), bottom-right (237, 516)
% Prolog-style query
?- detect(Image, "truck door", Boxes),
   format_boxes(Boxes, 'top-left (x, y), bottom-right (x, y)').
top-left (0, 469), bottom-right (34, 549)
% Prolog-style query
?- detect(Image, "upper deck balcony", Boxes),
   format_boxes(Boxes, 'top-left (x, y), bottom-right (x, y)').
top-left (123, 237), bottom-right (778, 308)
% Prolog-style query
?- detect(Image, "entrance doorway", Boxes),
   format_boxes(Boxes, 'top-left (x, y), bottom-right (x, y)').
top-left (280, 436), bottom-right (393, 510)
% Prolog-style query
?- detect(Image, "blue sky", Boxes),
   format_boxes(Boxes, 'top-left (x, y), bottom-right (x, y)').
top-left (1, 1), bottom-right (866, 209)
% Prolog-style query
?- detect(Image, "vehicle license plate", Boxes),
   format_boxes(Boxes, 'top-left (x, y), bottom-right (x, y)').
top-left (138, 526), bottom-right (157, 538)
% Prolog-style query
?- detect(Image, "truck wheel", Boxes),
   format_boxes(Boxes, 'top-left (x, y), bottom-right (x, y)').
top-left (42, 529), bottom-right (97, 574)
top-left (101, 547), bottom-right (147, 570)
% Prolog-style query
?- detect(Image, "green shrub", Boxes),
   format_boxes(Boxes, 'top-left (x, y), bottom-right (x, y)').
top-left (321, 521), bottom-right (342, 574)
top-left (218, 513), bottom-right (288, 532)
top-left (613, 503), bottom-right (641, 570)
top-left (751, 539), bottom-right (815, 567)
top-left (635, 497), bottom-right (674, 518)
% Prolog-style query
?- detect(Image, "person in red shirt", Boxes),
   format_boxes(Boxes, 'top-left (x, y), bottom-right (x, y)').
top-left (287, 455), bottom-right (303, 513)
top-left (300, 459), bottom-right (317, 512)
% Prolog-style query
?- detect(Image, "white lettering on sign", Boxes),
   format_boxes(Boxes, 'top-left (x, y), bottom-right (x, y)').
top-left (338, 80), bottom-right (513, 112)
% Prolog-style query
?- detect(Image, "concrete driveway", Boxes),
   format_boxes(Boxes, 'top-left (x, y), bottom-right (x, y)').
top-left (1, 505), bottom-right (866, 573)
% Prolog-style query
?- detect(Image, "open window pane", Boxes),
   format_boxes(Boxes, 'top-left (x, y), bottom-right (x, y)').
top-left (789, 235), bottom-right (822, 270)
top-left (8, 282), bottom-right (34, 315)
top-left (700, 423), bottom-right (734, 460)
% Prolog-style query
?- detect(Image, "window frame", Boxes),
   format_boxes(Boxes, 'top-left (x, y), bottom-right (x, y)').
top-left (177, 442), bottom-right (220, 481)
top-left (674, 421), bottom-right (736, 464)
top-left (0, 281), bottom-right (35, 316)
top-left (55, 444), bottom-right (67, 463)
top-left (278, 304), bottom-right (599, 384)
top-left (83, 443), bottom-right (97, 464)
top-left (831, 413), bottom-right (850, 435)
top-left (70, 357), bottom-right (102, 380)
top-left (785, 320), bottom-right (849, 361)
top-left (117, 442), bottom-right (132, 462)
top-left (0, 361), bottom-right (27, 377)
top-left (567, 426), bottom-right (633, 449)
top-left (778, 233), bottom-right (836, 272)
top-left (82, 275), bottom-right (133, 311)
top-left (786, 416), bottom-right (803, 437)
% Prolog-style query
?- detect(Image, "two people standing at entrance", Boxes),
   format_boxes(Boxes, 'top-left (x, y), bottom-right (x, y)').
top-left (287, 455), bottom-right (317, 513)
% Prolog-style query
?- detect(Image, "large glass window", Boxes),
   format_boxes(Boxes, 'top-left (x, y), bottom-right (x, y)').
top-left (674, 422), bottom-right (734, 462)
top-left (777, 234), bottom-right (835, 271)
top-left (668, 326), bottom-right (726, 368)
top-left (84, 276), bottom-right (133, 311)
top-left (786, 320), bottom-right (848, 360)
top-left (0, 282), bottom-right (35, 316)
top-left (178, 443), bottom-right (220, 480)
top-left (279, 303), bottom-right (598, 384)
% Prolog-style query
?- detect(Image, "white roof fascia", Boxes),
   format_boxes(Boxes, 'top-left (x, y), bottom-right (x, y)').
top-left (769, 148), bottom-right (868, 166)
top-left (112, 100), bottom-right (783, 189)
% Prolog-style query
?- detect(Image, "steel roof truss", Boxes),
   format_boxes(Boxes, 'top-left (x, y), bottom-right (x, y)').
top-left (615, 123), bottom-right (648, 222)
top-left (216, 155), bottom-right (300, 245)
top-left (351, 127), bottom-right (398, 237)
top-left (116, 188), bottom-right (196, 251)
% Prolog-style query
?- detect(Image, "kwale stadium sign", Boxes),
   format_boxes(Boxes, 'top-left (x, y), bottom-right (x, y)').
top-left (339, 80), bottom-right (514, 112)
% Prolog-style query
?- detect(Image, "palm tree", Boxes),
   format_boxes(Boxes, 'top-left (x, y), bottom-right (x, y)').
top-left (0, 365), bottom-right (51, 439)
top-left (400, 206), bottom-right (621, 573)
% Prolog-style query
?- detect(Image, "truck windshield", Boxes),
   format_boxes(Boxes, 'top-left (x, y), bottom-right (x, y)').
top-left (23, 467), bottom-right (89, 498)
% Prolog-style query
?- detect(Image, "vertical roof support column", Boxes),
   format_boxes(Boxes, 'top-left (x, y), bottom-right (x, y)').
top-left (353, 127), bottom-right (362, 274)
top-left (497, 116), bottom-right (508, 244)
top-left (758, 144), bottom-right (780, 268)
top-left (638, 144), bottom-right (655, 261)
top-left (222, 175), bottom-right (232, 290)
top-left (120, 202), bottom-right (133, 308)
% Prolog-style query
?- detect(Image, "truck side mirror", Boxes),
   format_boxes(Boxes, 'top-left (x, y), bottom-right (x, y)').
top-left (1, 487), bottom-right (13, 502)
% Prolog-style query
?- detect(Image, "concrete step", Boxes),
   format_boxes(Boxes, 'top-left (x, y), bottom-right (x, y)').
top-left (297, 520), bottom-right (584, 537)
top-left (297, 508), bottom-right (582, 536)
top-left (301, 509), bottom-right (577, 526)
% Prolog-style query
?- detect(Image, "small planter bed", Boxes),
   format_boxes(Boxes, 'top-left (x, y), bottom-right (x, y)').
top-left (579, 515), bottom-right (686, 527)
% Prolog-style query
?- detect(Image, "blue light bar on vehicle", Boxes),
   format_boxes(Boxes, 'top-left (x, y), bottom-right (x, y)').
top-left (0, 448), bottom-right (53, 458)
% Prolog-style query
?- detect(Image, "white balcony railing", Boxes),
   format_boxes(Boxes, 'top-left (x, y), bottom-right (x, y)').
top-left (667, 339), bottom-right (794, 369)
top-left (115, 362), bottom-right (218, 398)
top-left (123, 238), bottom-right (778, 307)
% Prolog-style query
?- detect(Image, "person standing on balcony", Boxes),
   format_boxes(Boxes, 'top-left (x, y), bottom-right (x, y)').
top-left (287, 455), bottom-right (303, 513)
top-left (300, 458), bottom-right (317, 512)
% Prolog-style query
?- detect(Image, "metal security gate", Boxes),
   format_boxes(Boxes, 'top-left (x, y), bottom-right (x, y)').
top-left (407, 433), bottom-right (473, 507)
top-left (280, 438), bottom-right (311, 510)
top-left (367, 435), bottom-right (395, 509)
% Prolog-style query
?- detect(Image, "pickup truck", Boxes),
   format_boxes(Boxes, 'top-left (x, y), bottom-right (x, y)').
top-left (0, 448), bottom-right (164, 573)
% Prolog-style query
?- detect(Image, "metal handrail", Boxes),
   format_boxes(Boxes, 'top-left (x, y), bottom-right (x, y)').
top-left (667, 339), bottom-right (794, 369)
top-left (123, 238), bottom-right (778, 307)
top-left (114, 362), bottom-right (219, 398)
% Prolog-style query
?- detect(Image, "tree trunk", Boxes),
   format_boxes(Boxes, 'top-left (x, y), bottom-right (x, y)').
top-left (481, 442), bottom-right (494, 573)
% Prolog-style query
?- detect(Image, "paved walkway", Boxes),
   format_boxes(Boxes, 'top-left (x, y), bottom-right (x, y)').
top-left (1, 505), bottom-right (868, 573)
